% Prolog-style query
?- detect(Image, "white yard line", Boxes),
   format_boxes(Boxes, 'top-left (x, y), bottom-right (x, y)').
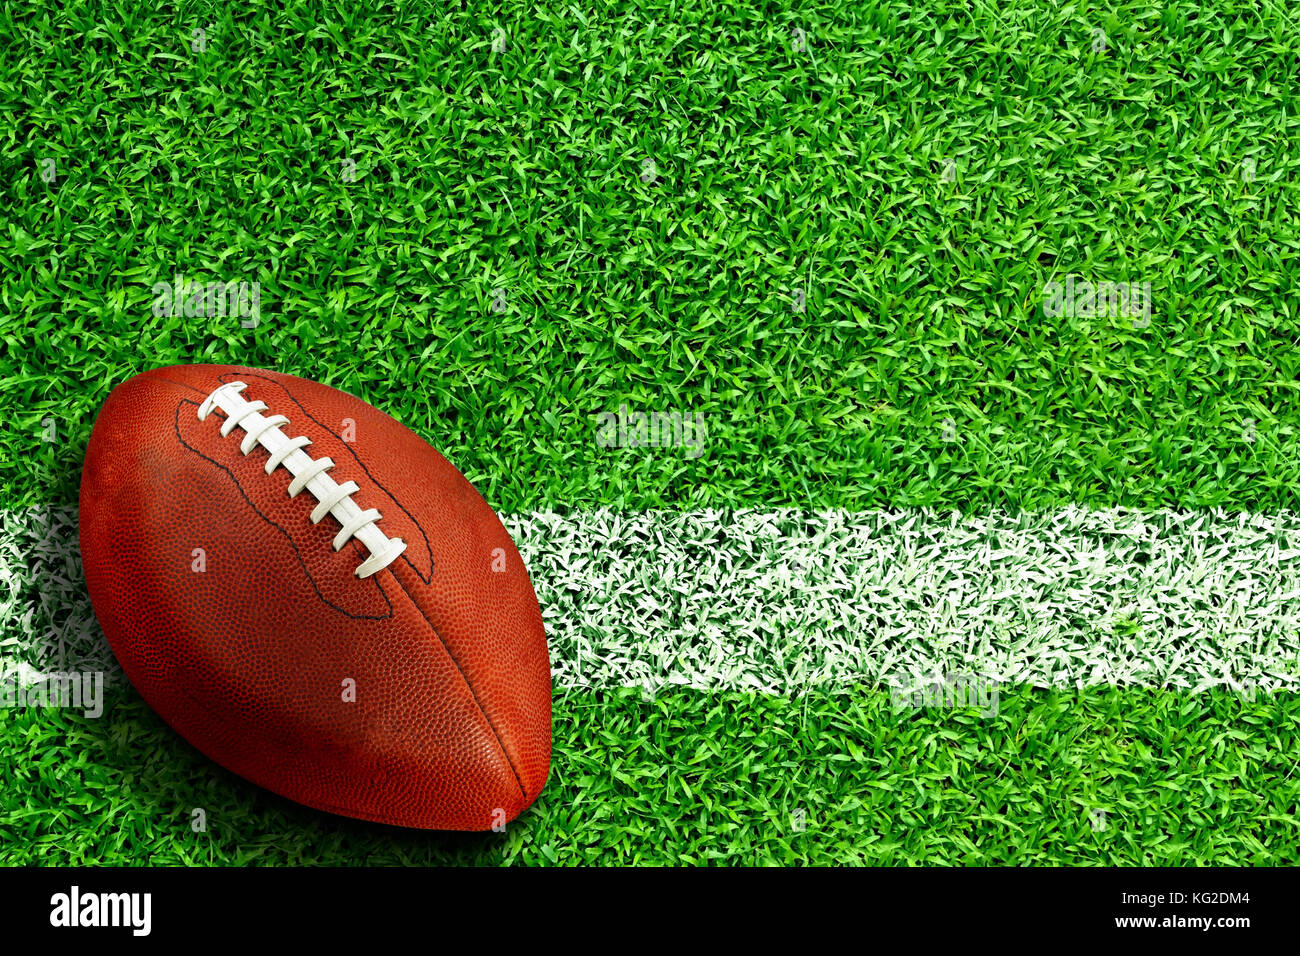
top-left (4, 506), bottom-right (1300, 694)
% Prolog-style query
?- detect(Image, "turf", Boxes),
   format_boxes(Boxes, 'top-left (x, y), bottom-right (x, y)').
top-left (3, 685), bottom-right (1297, 866)
top-left (2, 0), bottom-right (1299, 513)
top-left (2, 0), bottom-right (1300, 866)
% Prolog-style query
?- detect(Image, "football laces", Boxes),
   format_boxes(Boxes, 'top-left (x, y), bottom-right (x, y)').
top-left (198, 380), bottom-right (407, 578)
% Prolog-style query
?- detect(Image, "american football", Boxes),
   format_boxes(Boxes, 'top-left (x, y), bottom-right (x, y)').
top-left (77, 364), bottom-right (551, 831)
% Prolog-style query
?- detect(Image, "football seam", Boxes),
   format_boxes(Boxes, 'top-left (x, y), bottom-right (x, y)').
top-left (241, 373), bottom-right (533, 801)
top-left (389, 567), bottom-right (531, 804)
top-left (173, 402), bottom-right (399, 621)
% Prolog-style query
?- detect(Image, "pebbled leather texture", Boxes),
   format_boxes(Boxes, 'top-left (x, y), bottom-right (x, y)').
top-left (79, 364), bottom-right (551, 830)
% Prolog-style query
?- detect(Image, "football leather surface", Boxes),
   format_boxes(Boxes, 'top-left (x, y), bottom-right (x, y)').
top-left (79, 364), bottom-right (551, 830)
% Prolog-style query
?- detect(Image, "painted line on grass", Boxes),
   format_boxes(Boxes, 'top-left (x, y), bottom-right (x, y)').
top-left (4, 506), bottom-right (1300, 694)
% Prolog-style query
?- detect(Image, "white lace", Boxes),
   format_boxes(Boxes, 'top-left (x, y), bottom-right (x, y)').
top-left (197, 381), bottom-right (407, 578)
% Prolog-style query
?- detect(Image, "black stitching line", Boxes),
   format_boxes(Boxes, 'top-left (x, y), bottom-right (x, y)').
top-left (228, 373), bottom-right (435, 586)
top-left (174, 400), bottom-right (397, 622)
top-left (390, 568), bottom-right (529, 802)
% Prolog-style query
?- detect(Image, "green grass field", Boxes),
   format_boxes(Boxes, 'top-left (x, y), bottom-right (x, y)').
top-left (2, 0), bottom-right (1300, 864)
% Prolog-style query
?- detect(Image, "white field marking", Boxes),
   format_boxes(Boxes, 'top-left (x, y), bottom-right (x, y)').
top-left (0, 507), bottom-right (113, 684)
top-left (507, 507), bottom-right (1300, 695)
top-left (4, 507), bottom-right (1300, 695)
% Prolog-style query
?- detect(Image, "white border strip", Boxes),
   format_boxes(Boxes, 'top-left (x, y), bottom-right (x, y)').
top-left (507, 507), bottom-right (1300, 694)
top-left (4, 507), bottom-right (1300, 694)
